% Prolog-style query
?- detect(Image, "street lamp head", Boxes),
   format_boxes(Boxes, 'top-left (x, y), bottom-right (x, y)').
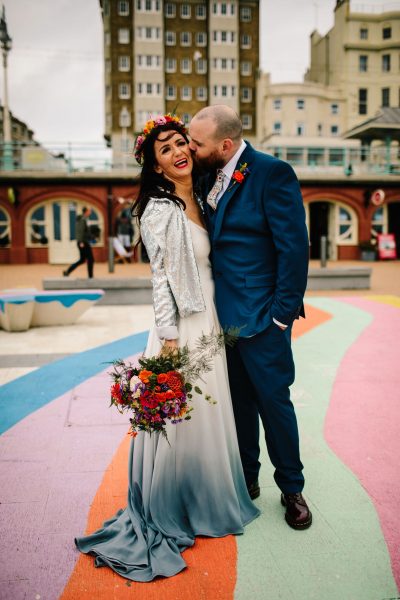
top-left (0, 5), bottom-right (12, 52)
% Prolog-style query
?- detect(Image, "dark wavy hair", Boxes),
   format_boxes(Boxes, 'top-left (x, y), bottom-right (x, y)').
top-left (132, 122), bottom-right (199, 224)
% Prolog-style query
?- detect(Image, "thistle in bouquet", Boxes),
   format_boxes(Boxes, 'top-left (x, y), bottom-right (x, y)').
top-left (109, 329), bottom-right (239, 441)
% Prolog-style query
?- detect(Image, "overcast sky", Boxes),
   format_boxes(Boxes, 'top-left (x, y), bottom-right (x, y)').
top-left (0, 0), bottom-right (386, 145)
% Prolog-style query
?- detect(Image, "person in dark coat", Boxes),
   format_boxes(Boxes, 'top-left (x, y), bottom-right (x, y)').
top-left (63, 207), bottom-right (94, 278)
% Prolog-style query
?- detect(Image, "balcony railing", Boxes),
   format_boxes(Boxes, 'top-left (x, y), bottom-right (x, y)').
top-left (0, 141), bottom-right (399, 176)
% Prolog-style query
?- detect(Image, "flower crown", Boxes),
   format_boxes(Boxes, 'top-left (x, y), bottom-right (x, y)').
top-left (134, 114), bottom-right (187, 165)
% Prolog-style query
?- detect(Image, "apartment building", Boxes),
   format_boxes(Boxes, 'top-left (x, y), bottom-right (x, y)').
top-left (305, 0), bottom-right (400, 130)
top-left (99, 0), bottom-right (259, 166)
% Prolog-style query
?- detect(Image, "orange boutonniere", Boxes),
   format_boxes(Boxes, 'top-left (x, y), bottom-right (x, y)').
top-left (227, 163), bottom-right (250, 191)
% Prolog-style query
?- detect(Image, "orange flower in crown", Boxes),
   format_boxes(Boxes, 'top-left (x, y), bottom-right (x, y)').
top-left (134, 114), bottom-right (187, 165)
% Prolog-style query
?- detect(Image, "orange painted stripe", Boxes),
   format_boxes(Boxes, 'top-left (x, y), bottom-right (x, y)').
top-left (61, 304), bottom-right (331, 600)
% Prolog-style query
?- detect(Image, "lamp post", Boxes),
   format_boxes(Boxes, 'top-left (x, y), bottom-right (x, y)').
top-left (0, 3), bottom-right (13, 171)
top-left (119, 106), bottom-right (130, 171)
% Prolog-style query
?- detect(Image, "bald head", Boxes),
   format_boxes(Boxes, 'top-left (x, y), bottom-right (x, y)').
top-left (192, 105), bottom-right (243, 143)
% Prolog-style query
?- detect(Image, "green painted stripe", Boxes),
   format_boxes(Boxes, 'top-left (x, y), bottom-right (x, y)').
top-left (236, 297), bottom-right (398, 600)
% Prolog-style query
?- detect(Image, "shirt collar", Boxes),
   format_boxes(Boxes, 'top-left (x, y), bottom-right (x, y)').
top-left (221, 139), bottom-right (247, 182)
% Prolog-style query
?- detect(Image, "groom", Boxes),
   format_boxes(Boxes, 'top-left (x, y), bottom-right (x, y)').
top-left (189, 105), bottom-right (312, 529)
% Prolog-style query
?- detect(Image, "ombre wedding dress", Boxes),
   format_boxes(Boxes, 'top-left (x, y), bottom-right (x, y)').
top-left (75, 219), bottom-right (260, 582)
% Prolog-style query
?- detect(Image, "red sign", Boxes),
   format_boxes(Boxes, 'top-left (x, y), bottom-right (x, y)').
top-left (377, 233), bottom-right (396, 260)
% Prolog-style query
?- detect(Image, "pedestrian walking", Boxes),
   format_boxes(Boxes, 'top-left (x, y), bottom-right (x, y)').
top-left (63, 207), bottom-right (94, 279)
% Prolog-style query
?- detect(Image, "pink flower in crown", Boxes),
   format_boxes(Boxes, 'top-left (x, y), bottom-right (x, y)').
top-left (155, 116), bottom-right (167, 126)
top-left (136, 135), bottom-right (145, 148)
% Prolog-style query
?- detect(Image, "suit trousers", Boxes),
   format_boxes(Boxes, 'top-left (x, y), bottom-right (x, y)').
top-left (66, 242), bottom-right (94, 278)
top-left (226, 322), bottom-right (304, 494)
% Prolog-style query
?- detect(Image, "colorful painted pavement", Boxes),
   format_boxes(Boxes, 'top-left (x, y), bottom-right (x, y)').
top-left (0, 297), bottom-right (399, 600)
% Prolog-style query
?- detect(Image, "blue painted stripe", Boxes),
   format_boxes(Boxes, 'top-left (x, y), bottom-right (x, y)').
top-left (0, 330), bottom-right (148, 435)
top-left (0, 296), bottom-right (34, 313)
top-left (34, 294), bottom-right (103, 307)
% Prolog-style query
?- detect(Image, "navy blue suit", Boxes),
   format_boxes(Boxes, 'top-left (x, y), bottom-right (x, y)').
top-left (205, 143), bottom-right (309, 494)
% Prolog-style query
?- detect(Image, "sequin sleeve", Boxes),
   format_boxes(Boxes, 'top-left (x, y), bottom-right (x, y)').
top-left (141, 202), bottom-right (179, 340)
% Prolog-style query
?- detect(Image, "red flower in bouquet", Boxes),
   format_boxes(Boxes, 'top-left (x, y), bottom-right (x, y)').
top-left (232, 171), bottom-right (245, 183)
top-left (109, 330), bottom-right (235, 441)
top-left (227, 162), bottom-right (250, 191)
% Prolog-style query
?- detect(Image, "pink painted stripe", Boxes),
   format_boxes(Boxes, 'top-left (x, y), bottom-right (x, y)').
top-left (324, 298), bottom-right (400, 589)
top-left (0, 355), bottom-right (139, 600)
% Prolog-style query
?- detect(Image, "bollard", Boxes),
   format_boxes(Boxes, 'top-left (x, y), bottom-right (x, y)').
top-left (320, 236), bottom-right (327, 268)
top-left (108, 236), bottom-right (115, 273)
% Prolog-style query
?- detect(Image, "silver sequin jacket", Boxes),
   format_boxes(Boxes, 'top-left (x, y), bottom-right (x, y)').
top-left (140, 197), bottom-right (206, 340)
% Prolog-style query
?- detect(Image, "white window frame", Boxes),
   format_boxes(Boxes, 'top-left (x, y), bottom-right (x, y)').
top-left (181, 86), bottom-right (192, 100)
top-left (297, 98), bottom-right (305, 110)
top-left (242, 114), bottom-right (253, 130)
top-left (371, 206), bottom-right (388, 236)
top-left (241, 87), bottom-right (252, 102)
top-left (240, 61), bottom-right (252, 76)
top-left (180, 31), bottom-right (192, 46)
top-left (118, 55), bottom-right (130, 71)
top-left (240, 6), bottom-right (251, 21)
top-left (336, 203), bottom-right (358, 245)
top-left (196, 86), bottom-right (207, 101)
top-left (181, 58), bottom-right (192, 74)
top-left (166, 85), bottom-right (176, 100)
top-left (166, 31), bottom-right (176, 45)
top-left (195, 58), bottom-right (207, 74)
top-left (240, 34), bottom-right (251, 49)
top-left (118, 0), bottom-right (129, 16)
top-left (119, 83), bottom-right (131, 99)
top-left (165, 57), bottom-right (177, 73)
top-left (331, 103), bottom-right (339, 115)
top-left (195, 32), bottom-right (207, 46)
top-left (273, 98), bottom-right (281, 110)
top-left (118, 28), bottom-right (130, 44)
top-left (195, 5), bottom-right (206, 19)
top-left (180, 4), bottom-right (191, 18)
top-left (165, 2), bottom-right (176, 17)
top-left (0, 206), bottom-right (11, 247)
top-left (273, 121), bottom-right (281, 134)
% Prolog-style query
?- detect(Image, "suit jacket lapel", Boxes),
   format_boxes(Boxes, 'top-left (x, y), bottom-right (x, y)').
top-left (213, 143), bottom-right (255, 240)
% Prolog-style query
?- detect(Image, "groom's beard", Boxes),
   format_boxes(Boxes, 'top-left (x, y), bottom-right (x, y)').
top-left (192, 150), bottom-right (225, 174)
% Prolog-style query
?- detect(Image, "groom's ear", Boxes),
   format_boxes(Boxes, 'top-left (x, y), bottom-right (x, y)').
top-left (222, 138), bottom-right (234, 154)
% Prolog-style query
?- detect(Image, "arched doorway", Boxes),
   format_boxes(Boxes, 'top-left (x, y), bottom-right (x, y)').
top-left (306, 200), bottom-right (358, 260)
top-left (25, 200), bottom-right (104, 264)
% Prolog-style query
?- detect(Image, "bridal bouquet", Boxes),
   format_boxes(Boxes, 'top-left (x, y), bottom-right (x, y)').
top-left (110, 330), bottom-right (237, 441)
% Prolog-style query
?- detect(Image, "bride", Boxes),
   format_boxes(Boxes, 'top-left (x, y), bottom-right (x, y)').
top-left (75, 114), bottom-right (259, 582)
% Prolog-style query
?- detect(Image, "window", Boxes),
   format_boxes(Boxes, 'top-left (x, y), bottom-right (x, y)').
top-left (241, 87), bottom-right (252, 102)
top-left (119, 109), bottom-right (131, 128)
top-left (182, 113), bottom-right (191, 125)
top-left (28, 205), bottom-right (48, 246)
top-left (296, 123), bottom-right (305, 136)
top-left (165, 57), bottom-right (176, 72)
top-left (331, 125), bottom-right (339, 136)
top-left (221, 85), bottom-right (228, 97)
top-left (180, 32), bottom-right (192, 46)
top-left (119, 83), bottom-right (131, 98)
top-left (118, 56), bottom-right (130, 71)
top-left (297, 98), bottom-right (305, 110)
top-left (105, 31), bottom-right (111, 45)
top-left (195, 58), bottom-right (207, 73)
top-left (382, 87), bottom-right (390, 107)
top-left (103, 0), bottom-right (110, 16)
top-left (181, 58), bottom-right (192, 73)
top-left (240, 6), bottom-right (251, 21)
top-left (0, 207), bottom-right (11, 247)
top-left (273, 99), bottom-right (281, 110)
top-left (196, 86), bottom-right (207, 101)
top-left (165, 2), bottom-right (176, 17)
top-left (331, 103), bottom-right (339, 115)
top-left (118, 0), bottom-right (129, 15)
top-left (146, 82), bottom-right (152, 95)
top-left (166, 85), bottom-right (176, 99)
top-left (181, 4), bottom-right (191, 17)
top-left (273, 122), bottom-right (281, 134)
top-left (359, 88), bottom-right (368, 114)
top-left (181, 86), bottom-right (192, 100)
top-left (221, 3), bottom-right (227, 15)
top-left (195, 5), bottom-right (206, 18)
top-left (240, 34), bottom-right (251, 48)
top-left (118, 28), bottom-right (130, 43)
top-left (382, 54), bottom-right (391, 72)
top-left (360, 28), bottom-right (368, 40)
top-left (165, 31), bottom-right (176, 45)
top-left (359, 55), bottom-right (368, 72)
top-left (337, 205), bottom-right (357, 244)
top-left (196, 32), bottom-right (207, 46)
top-left (242, 114), bottom-right (253, 130)
top-left (240, 61), bottom-right (252, 76)
top-left (372, 206), bottom-right (387, 235)
top-left (383, 27), bottom-right (392, 39)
